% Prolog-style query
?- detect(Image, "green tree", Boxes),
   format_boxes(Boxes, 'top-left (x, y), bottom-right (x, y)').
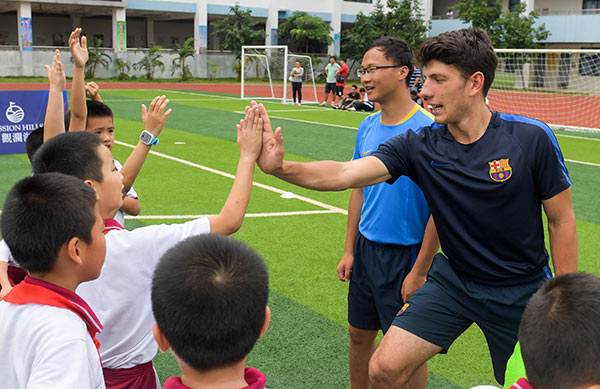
top-left (454, 0), bottom-right (549, 48)
top-left (212, 5), bottom-right (264, 59)
top-left (279, 11), bottom-right (332, 53)
top-left (342, 0), bottom-right (428, 62)
top-left (171, 37), bottom-right (195, 81)
top-left (86, 37), bottom-right (112, 79)
top-left (134, 45), bottom-right (165, 80)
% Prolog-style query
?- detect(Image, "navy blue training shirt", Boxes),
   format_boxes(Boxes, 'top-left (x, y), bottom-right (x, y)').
top-left (371, 112), bottom-right (571, 285)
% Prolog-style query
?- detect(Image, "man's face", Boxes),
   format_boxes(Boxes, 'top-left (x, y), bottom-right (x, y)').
top-left (359, 47), bottom-right (407, 103)
top-left (92, 144), bottom-right (123, 219)
top-left (329, 57), bottom-right (336, 64)
top-left (420, 60), bottom-right (472, 125)
top-left (86, 116), bottom-right (115, 151)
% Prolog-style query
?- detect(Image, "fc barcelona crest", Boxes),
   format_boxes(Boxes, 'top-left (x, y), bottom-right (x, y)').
top-left (488, 158), bottom-right (512, 182)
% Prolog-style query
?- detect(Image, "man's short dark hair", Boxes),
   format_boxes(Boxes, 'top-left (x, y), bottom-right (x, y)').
top-left (329, 55), bottom-right (337, 61)
top-left (367, 36), bottom-right (414, 86)
top-left (519, 273), bottom-right (600, 389)
top-left (32, 132), bottom-right (104, 182)
top-left (25, 127), bottom-right (44, 163)
top-left (418, 27), bottom-right (498, 96)
top-left (152, 235), bottom-right (269, 371)
top-left (1, 173), bottom-right (97, 273)
top-left (351, 84), bottom-right (358, 89)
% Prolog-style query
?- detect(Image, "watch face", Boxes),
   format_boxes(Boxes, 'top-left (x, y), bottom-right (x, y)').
top-left (140, 131), bottom-right (153, 144)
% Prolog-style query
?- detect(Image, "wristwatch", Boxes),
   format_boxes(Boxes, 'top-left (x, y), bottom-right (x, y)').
top-left (139, 130), bottom-right (159, 146)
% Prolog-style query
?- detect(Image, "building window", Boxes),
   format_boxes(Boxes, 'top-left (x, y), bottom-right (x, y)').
top-left (509, 0), bottom-right (521, 11)
top-left (583, 0), bottom-right (600, 9)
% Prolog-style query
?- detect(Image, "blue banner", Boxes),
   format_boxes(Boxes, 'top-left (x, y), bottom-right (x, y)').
top-left (0, 90), bottom-right (68, 155)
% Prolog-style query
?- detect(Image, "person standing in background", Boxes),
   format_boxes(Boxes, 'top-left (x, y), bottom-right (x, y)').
top-left (290, 61), bottom-right (304, 105)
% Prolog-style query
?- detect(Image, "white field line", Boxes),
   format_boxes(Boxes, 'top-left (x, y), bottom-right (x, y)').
top-left (103, 97), bottom-right (234, 103)
top-left (115, 140), bottom-right (347, 215)
top-left (125, 209), bottom-right (339, 220)
top-left (565, 159), bottom-right (600, 167)
top-left (556, 133), bottom-right (600, 142)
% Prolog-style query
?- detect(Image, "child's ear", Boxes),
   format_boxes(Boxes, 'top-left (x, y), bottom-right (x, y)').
top-left (66, 237), bottom-right (84, 266)
top-left (259, 306), bottom-right (271, 337)
top-left (83, 179), bottom-right (101, 200)
top-left (152, 323), bottom-right (171, 352)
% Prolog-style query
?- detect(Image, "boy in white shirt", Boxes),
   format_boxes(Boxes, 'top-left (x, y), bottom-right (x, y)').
top-left (31, 105), bottom-right (264, 388)
top-left (0, 173), bottom-right (108, 389)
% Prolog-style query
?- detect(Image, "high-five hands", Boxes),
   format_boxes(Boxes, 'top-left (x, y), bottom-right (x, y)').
top-left (237, 105), bottom-right (263, 162)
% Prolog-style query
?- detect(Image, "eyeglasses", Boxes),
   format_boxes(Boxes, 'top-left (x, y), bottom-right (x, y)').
top-left (357, 65), bottom-right (403, 77)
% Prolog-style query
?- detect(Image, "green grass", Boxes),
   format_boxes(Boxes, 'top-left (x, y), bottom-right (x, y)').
top-left (1, 88), bottom-right (599, 388)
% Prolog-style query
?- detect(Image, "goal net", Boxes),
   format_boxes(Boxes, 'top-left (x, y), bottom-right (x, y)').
top-left (241, 45), bottom-right (319, 104)
top-left (489, 49), bottom-right (600, 132)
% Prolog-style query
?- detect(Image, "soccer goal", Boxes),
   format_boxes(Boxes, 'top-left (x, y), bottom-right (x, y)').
top-left (241, 45), bottom-right (319, 104)
top-left (489, 48), bottom-right (600, 133)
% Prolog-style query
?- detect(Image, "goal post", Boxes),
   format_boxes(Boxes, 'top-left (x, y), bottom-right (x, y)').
top-left (241, 45), bottom-right (319, 104)
top-left (490, 48), bottom-right (600, 132)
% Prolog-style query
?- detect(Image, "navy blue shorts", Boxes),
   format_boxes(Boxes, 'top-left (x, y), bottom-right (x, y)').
top-left (392, 253), bottom-right (551, 385)
top-left (348, 233), bottom-right (419, 333)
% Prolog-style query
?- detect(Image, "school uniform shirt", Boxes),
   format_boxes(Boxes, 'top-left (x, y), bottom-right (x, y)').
top-left (77, 217), bottom-right (211, 370)
top-left (113, 159), bottom-right (139, 228)
top-left (0, 278), bottom-right (105, 389)
top-left (162, 368), bottom-right (267, 389)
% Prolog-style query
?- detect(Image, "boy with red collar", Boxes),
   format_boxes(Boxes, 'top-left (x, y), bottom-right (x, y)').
top-left (31, 105), bottom-right (264, 388)
top-left (151, 235), bottom-right (269, 389)
top-left (0, 173), bottom-right (106, 388)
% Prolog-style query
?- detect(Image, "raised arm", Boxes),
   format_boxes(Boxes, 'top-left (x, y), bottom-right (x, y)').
top-left (208, 106), bottom-right (263, 235)
top-left (68, 28), bottom-right (88, 132)
top-left (43, 50), bottom-right (66, 143)
top-left (542, 188), bottom-right (578, 275)
top-left (255, 103), bottom-right (390, 190)
top-left (120, 95), bottom-right (172, 193)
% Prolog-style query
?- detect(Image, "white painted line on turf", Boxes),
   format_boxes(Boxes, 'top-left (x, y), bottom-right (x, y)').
top-left (103, 97), bottom-right (234, 103)
top-left (565, 159), bottom-right (600, 167)
top-left (557, 133), bottom-right (600, 142)
top-left (125, 209), bottom-right (340, 220)
top-left (114, 140), bottom-right (347, 215)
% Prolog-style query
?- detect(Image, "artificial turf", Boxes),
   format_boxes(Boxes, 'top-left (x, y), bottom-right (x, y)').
top-left (1, 88), bottom-right (599, 388)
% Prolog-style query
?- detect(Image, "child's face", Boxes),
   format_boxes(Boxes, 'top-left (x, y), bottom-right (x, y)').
top-left (86, 116), bottom-right (115, 151)
top-left (79, 204), bottom-right (107, 281)
top-left (92, 144), bottom-right (124, 219)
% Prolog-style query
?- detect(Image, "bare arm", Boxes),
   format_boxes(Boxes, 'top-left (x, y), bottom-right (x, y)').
top-left (255, 102), bottom-right (391, 190)
top-left (543, 188), bottom-right (578, 275)
top-left (68, 28), bottom-right (88, 132)
top-left (337, 188), bottom-right (363, 281)
top-left (120, 95), bottom-right (171, 193)
top-left (120, 197), bottom-right (141, 216)
top-left (209, 106), bottom-right (262, 235)
top-left (401, 216), bottom-right (440, 301)
top-left (43, 50), bottom-right (66, 143)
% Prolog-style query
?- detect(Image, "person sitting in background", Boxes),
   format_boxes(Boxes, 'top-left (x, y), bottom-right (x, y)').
top-left (152, 235), bottom-right (270, 389)
top-left (338, 84), bottom-right (361, 110)
top-left (347, 88), bottom-right (375, 112)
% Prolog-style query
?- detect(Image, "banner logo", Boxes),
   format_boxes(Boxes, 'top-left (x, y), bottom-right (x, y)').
top-left (6, 102), bottom-right (25, 124)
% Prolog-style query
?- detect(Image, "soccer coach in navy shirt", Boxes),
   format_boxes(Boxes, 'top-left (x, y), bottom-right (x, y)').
top-left (252, 27), bottom-right (578, 388)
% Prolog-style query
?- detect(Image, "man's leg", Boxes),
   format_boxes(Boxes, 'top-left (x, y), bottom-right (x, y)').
top-left (369, 326), bottom-right (441, 389)
top-left (348, 325), bottom-right (378, 389)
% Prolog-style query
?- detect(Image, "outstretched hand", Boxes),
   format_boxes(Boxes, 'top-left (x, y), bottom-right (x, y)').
top-left (254, 103), bottom-right (284, 173)
top-left (237, 105), bottom-right (263, 161)
top-left (44, 49), bottom-right (65, 90)
top-left (69, 27), bottom-right (88, 68)
top-left (141, 95), bottom-right (172, 137)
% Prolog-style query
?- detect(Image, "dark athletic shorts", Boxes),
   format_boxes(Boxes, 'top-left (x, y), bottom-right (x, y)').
top-left (324, 82), bottom-right (336, 94)
top-left (392, 253), bottom-right (551, 385)
top-left (336, 85), bottom-right (345, 96)
top-left (348, 232), bottom-right (419, 333)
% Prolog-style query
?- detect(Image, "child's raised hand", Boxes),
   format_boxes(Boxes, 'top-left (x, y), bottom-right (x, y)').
top-left (44, 49), bottom-right (65, 91)
top-left (141, 95), bottom-right (172, 137)
top-left (69, 27), bottom-right (88, 68)
top-left (85, 82), bottom-right (102, 101)
top-left (237, 106), bottom-right (263, 161)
